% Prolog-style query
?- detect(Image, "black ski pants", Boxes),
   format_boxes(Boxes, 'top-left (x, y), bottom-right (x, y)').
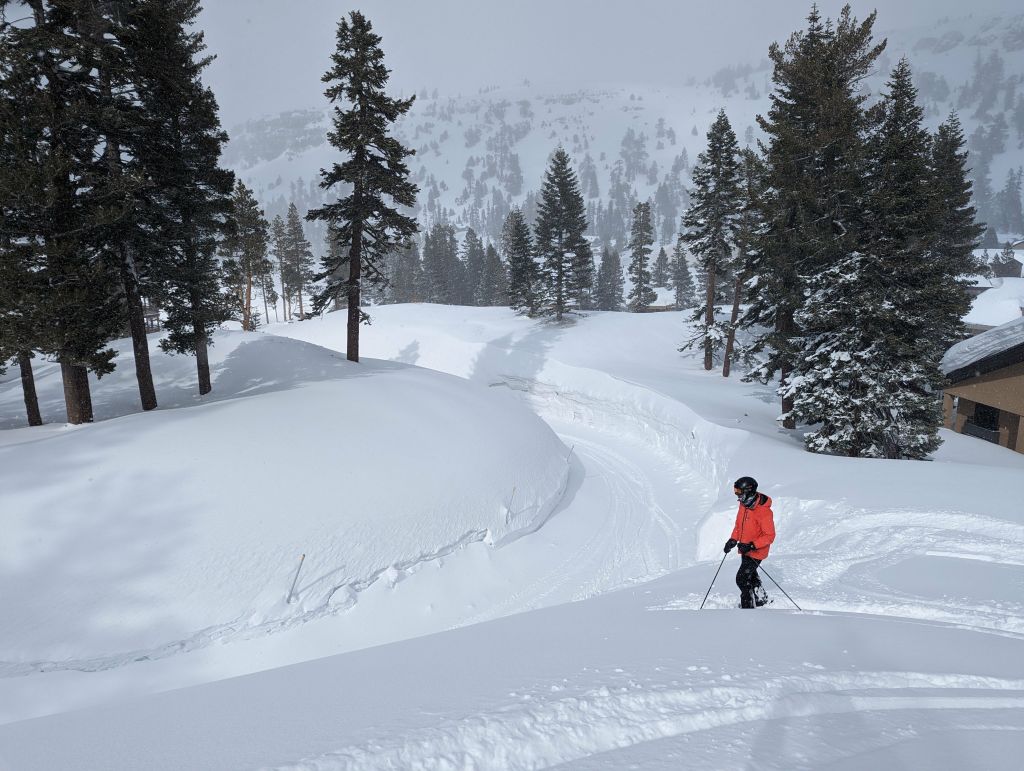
top-left (736, 555), bottom-right (763, 609)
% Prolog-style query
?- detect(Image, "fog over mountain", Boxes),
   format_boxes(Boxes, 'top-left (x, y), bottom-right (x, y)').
top-left (200, 0), bottom-right (1019, 128)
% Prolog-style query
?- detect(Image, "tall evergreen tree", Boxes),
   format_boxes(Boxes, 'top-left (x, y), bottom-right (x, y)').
top-left (671, 239), bottom-right (697, 310)
top-left (791, 59), bottom-right (941, 459)
top-left (652, 246), bottom-right (670, 288)
top-left (422, 221), bottom-right (463, 304)
top-left (742, 7), bottom-right (884, 428)
top-left (391, 243), bottom-right (424, 303)
top-left (282, 203), bottom-right (315, 317)
top-left (83, 0), bottom-right (161, 413)
top-left (502, 207), bottom-right (538, 314)
top-left (221, 182), bottom-right (271, 330)
top-left (478, 244), bottom-right (508, 306)
top-left (138, 0), bottom-right (235, 396)
top-left (307, 11), bottom-right (418, 362)
top-left (1, 0), bottom-right (124, 423)
top-left (928, 113), bottom-right (986, 344)
top-left (681, 110), bottom-right (742, 369)
top-left (722, 149), bottom-right (766, 378)
top-left (534, 148), bottom-right (592, 321)
top-left (0, 18), bottom-right (44, 425)
top-left (462, 227), bottom-right (486, 305)
top-left (626, 201), bottom-right (657, 311)
top-left (594, 246), bottom-right (625, 311)
top-left (995, 168), bottom-right (1024, 234)
top-left (271, 215), bottom-right (290, 318)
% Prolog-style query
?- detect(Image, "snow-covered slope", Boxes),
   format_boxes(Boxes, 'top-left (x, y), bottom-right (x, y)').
top-left (0, 329), bottom-right (568, 699)
top-left (2, 304), bottom-right (1023, 769)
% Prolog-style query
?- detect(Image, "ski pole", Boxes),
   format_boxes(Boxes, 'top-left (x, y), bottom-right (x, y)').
top-left (699, 553), bottom-right (729, 610)
top-left (757, 564), bottom-right (801, 611)
top-left (287, 553), bottom-right (306, 604)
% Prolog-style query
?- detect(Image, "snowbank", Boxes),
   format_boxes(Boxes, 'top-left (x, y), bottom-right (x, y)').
top-left (965, 276), bottom-right (1024, 329)
top-left (0, 331), bottom-right (569, 665)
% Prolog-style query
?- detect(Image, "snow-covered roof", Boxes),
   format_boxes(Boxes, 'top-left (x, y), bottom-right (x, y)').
top-left (942, 315), bottom-right (1024, 376)
top-left (964, 277), bottom-right (1024, 329)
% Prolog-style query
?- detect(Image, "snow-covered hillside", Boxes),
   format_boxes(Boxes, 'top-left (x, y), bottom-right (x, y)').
top-left (228, 11), bottom-right (1024, 253)
top-left (0, 328), bottom-right (568, 719)
top-left (2, 304), bottom-right (1022, 769)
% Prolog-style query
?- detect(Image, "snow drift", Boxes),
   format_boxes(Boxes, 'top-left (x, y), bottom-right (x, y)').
top-left (0, 331), bottom-right (569, 667)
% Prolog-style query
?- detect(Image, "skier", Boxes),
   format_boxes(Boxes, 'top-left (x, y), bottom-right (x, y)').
top-left (723, 476), bottom-right (775, 608)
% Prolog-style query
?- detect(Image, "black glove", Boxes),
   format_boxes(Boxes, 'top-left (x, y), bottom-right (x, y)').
top-left (737, 542), bottom-right (756, 555)
top-left (724, 538), bottom-right (737, 554)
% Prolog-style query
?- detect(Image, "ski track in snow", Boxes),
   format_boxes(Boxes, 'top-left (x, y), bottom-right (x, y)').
top-left (271, 671), bottom-right (1024, 771)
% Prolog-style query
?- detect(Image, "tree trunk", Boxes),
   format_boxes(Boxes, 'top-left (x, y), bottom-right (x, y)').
top-left (278, 257), bottom-right (289, 320)
top-left (722, 275), bottom-right (743, 378)
top-left (60, 360), bottom-right (93, 424)
top-left (244, 273), bottom-right (254, 331)
top-left (298, 286), bottom-right (304, 318)
top-left (194, 316), bottom-right (212, 395)
top-left (703, 265), bottom-right (716, 371)
top-left (120, 247), bottom-right (158, 411)
top-left (97, 50), bottom-right (157, 413)
top-left (778, 307), bottom-right (796, 429)
top-left (18, 352), bottom-right (42, 427)
top-left (261, 284), bottom-right (270, 329)
top-left (347, 221), bottom-right (362, 362)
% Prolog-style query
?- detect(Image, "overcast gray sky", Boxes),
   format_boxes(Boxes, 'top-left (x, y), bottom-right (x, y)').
top-left (199, 0), bottom-right (1018, 129)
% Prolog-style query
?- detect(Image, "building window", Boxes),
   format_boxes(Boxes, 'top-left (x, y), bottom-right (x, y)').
top-left (973, 403), bottom-right (1000, 431)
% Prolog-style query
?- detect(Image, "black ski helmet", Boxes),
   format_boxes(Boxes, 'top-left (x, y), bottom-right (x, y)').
top-left (733, 476), bottom-right (758, 506)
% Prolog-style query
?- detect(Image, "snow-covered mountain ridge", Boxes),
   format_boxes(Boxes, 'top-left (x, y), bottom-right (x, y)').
top-left (227, 12), bottom-right (1024, 252)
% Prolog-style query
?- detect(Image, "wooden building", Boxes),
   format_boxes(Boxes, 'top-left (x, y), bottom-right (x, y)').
top-left (941, 317), bottom-right (1024, 453)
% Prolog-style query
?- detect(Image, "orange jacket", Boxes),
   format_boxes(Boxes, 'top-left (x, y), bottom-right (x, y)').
top-left (731, 494), bottom-right (775, 560)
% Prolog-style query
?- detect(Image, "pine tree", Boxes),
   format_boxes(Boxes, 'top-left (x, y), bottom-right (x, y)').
top-left (307, 11), bottom-right (418, 362)
top-left (2, 1), bottom-right (124, 423)
top-left (626, 201), bottom-right (657, 311)
top-left (722, 149), bottom-right (765, 377)
top-left (83, 0), bottom-right (161, 413)
top-left (652, 246), bottom-right (670, 288)
top-left (995, 168), bottom-right (1024, 234)
top-left (534, 148), bottom-right (591, 320)
top-left (391, 243), bottom-right (424, 303)
top-left (422, 221), bottom-right (463, 304)
top-left (681, 110), bottom-right (742, 369)
top-left (791, 59), bottom-right (941, 459)
top-left (282, 203), bottom-right (315, 317)
top-left (742, 7), bottom-right (884, 428)
top-left (0, 20), bottom-right (44, 425)
top-left (671, 239), bottom-right (697, 310)
top-left (571, 244), bottom-right (596, 311)
top-left (137, 0), bottom-right (235, 396)
top-left (478, 244), bottom-right (508, 306)
top-left (271, 215), bottom-right (290, 318)
top-left (595, 247), bottom-right (625, 311)
top-left (462, 227), bottom-right (486, 305)
top-left (928, 113), bottom-right (986, 343)
top-left (221, 182), bottom-right (271, 330)
top-left (502, 207), bottom-right (538, 314)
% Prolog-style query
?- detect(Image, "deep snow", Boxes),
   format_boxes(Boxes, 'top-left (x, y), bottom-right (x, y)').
top-left (1, 304), bottom-right (1023, 769)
